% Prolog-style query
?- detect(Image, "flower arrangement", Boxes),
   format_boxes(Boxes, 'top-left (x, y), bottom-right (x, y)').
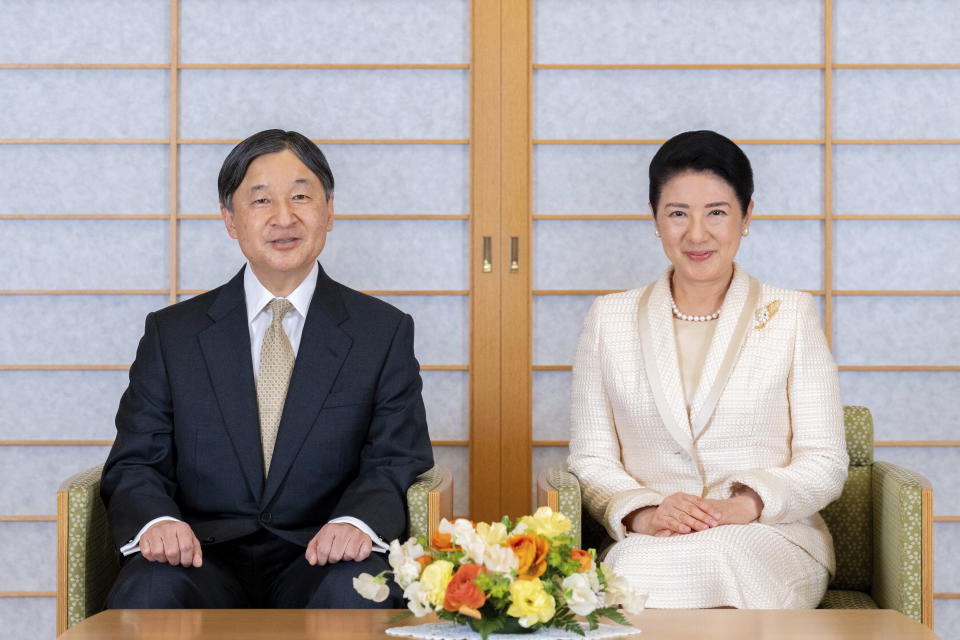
top-left (353, 507), bottom-right (647, 639)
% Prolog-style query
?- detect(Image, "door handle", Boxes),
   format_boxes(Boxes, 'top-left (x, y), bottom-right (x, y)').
top-left (482, 236), bottom-right (493, 273)
top-left (510, 236), bottom-right (520, 272)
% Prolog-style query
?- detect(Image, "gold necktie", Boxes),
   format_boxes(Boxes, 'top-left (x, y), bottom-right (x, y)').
top-left (257, 298), bottom-right (295, 477)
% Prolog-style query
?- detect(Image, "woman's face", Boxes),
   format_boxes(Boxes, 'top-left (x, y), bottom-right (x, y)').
top-left (651, 170), bottom-right (752, 290)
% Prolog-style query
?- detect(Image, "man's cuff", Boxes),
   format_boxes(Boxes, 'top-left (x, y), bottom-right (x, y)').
top-left (328, 516), bottom-right (390, 553)
top-left (119, 516), bottom-right (181, 556)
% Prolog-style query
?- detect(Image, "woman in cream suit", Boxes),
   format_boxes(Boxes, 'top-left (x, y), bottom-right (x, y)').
top-left (568, 131), bottom-right (848, 609)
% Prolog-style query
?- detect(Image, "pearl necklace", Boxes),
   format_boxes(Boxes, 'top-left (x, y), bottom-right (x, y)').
top-left (670, 297), bottom-right (720, 322)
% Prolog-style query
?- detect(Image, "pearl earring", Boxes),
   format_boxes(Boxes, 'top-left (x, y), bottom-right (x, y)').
top-left (742, 227), bottom-right (750, 237)
top-left (655, 229), bottom-right (661, 238)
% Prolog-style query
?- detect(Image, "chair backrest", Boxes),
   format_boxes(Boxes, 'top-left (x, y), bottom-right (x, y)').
top-left (820, 405), bottom-right (874, 592)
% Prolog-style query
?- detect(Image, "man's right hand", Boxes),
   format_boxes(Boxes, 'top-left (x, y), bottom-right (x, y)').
top-left (139, 520), bottom-right (203, 567)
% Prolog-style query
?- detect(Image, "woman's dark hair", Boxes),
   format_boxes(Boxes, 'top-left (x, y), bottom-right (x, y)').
top-left (218, 129), bottom-right (334, 211)
top-left (648, 130), bottom-right (753, 216)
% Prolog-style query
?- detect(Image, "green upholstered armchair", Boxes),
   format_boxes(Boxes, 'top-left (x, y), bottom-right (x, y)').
top-left (537, 406), bottom-right (934, 628)
top-left (56, 464), bottom-right (453, 636)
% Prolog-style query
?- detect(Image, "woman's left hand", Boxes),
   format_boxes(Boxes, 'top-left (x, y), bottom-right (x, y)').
top-left (703, 485), bottom-right (764, 526)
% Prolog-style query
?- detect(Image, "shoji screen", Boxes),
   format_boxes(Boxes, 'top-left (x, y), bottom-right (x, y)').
top-left (0, 2), bottom-right (470, 638)
top-left (528, 1), bottom-right (957, 636)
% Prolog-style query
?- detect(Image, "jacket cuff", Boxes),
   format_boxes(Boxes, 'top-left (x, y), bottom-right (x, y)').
top-left (602, 488), bottom-right (664, 541)
top-left (722, 471), bottom-right (787, 524)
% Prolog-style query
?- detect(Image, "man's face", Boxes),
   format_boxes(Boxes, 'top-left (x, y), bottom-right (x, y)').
top-left (221, 149), bottom-right (334, 295)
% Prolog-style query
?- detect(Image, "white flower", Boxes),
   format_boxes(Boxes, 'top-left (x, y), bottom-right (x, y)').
top-left (352, 572), bottom-right (389, 603)
top-left (476, 521), bottom-right (508, 546)
top-left (562, 572), bottom-right (600, 616)
top-left (509, 521), bottom-right (529, 535)
top-left (388, 537), bottom-right (426, 589)
top-left (601, 563), bottom-right (648, 615)
top-left (440, 518), bottom-right (487, 565)
top-left (483, 544), bottom-right (520, 574)
top-left (402, 581), bottom-right (435, 617)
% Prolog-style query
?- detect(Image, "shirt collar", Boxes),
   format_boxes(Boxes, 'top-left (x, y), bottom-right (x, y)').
top-left (243, 262), bottom-right (319, 323)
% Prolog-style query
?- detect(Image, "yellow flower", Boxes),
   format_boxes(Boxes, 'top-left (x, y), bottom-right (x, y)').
top-left (506, 579), bottom-right (556, 628)
top-left (519, 506), bottom-right (571, 538)
top-left (475, 521), bottom-right (508, 546)
top-left (418, 560), bottom-right (454, 608)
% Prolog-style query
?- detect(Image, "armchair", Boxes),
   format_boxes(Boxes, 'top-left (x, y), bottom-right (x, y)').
top-left (56, 464), bottom-right (453, 636)
top-left (537, 406), bottom-right (933, 627)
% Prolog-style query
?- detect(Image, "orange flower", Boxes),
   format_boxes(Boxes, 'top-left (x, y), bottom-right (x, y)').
top-left (443, 564), bottom-right (487, 614)
top-left (508, 533), bottom-right (550, 580)
top-left (415, 554), bottom-right (433, 571)
top-left (570, 548), bottom-right (592, 572)
top-left (431, 531), bottom-right (456, 552)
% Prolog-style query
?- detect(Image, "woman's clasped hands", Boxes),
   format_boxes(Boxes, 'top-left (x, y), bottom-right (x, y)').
top-left (623, 486), bottom-right (764, 537)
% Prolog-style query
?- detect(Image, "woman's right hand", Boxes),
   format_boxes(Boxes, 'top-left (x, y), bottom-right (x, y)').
top-left (623, 493), bottom-right (721, 536)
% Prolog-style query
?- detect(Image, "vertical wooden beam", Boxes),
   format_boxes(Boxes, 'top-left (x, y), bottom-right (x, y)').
top-left (469, 0), bottom-right (503, 522)
top-left (500, 0), bottom-right (532, 518)
top-left (922, 487), bottom-right (934, 628)
top-left (823, 0), bottom-right (834, 347)
top-left (168, 0), bottom-right (180, 306)
top-left (55, 490), bottom-right (68, 636)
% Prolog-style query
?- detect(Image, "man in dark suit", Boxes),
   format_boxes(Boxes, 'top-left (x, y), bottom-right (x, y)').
top-left (101, 129), bottom-right (433, 608)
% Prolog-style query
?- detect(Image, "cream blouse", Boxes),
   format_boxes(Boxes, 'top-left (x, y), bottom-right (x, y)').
top-left (673, 317), bottom-right (718, 408)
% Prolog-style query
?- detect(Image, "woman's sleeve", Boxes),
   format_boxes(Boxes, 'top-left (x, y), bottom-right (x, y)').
top-left (567, 297), bottom-right (664, 540)
top-left (722, 293), bottom-right (849, 524)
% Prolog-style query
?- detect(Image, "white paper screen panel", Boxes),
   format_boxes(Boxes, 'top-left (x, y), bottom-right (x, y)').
top-left (533, 295), bottom-right (595, 366)
top-left (420, 371), bottom-right (469, 441)
top-left (834, 221), bottom-right (960, 290)
top-left (934, 525), bottom-right (960, 590)
top-left (833, 0), bottom-right (960, 63)
top-left (832, 297), bottom-right (960, 366)
top-left (375, 296), bottom-right (468, 366)
top-left (878, 448), bottom-right (960, 514)
top-left (0, 600), bottom-right (53, 640)
top-left (833, 145), bottom-right (960, 215)
top-left (0, 295), bottom-right (165, 364)
top-left (0, 446), bottom-right (111, 514)
top-left (0, 0), bottom-right (169, 64)
top-left (534, 145), bottom-right (823, 216)
top-left (178, 219), bottom-right (467, 291)
top-left (2, 220), bottom-right (169, 289)
top-left (534, 70), bottom-right (823, 140)
top-left (0, 371), bottom-right (129, 440)
top-left (179, 144), bottom-right (469, 215)
top-left (0, 522), bottom-right (54, 591)
top-left (179, 70), bottom-right (467, 140)
top-left (0, 145), bottom-right (169, 215)
top-left (840, 371), bottom-right (960, 441)
top-left (934, 601), bottom-right (959, 640)
top-left (179, 0), bottom-right (469, 64)
top-left (532, 371), bottom-right (572, 441)
top-left (0, 70), bottom-right (169, 139)
top-left (834, 71), bottom-right (960, 139)
top-left (534, 0), bottom-right (823, 65)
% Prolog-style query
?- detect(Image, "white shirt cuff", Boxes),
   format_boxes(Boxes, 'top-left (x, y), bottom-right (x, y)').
top-left (119, 516), bottom-right (181, 556)
top-left (328, 516), bottom-right (390, 553)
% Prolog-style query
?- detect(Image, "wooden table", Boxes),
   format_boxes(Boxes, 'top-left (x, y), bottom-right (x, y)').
top-left (58, 608), bottom-right (941, 639)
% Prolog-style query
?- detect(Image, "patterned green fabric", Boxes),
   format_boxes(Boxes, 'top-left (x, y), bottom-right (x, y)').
top-left (871, 461), bottom-right (925, 624)
top-left (819, 589), bottom-right (879, 610)
top-left (843, 405), bottom-right (874, 466)
top-left (63, 464), bottom-right (118, 631)
top-left (406, 465), bottom-right (451, 542)
top-left (822, 466), bottom-right (873, 591)
top-left (541, 467), bottom-right (582, 546)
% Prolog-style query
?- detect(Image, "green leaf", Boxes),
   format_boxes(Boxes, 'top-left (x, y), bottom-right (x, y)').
top-left (593, 606), bottom-right (630, 626)
top-left (389, 610), bottom-right (414, 624)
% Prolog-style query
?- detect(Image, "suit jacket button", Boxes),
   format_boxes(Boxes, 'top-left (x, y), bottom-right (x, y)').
top-left (260, 512), bottom-right (272, 524)
top-left (203, 536), bottom-right (216, 543)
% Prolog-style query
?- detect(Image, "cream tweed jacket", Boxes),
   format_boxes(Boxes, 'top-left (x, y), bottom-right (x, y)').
top-left (568, 265), bottom-right (849, 578)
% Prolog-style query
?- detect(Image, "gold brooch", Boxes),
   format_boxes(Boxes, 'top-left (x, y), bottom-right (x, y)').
top-left (754, 300), bottom-right (781, 329)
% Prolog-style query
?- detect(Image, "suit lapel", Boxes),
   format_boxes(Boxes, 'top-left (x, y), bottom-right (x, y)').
top-left (198, 268), bottom-right (265, 499)
top-left (261, 266), bottom-right (353, 505)
top-left (689, 266), bottom-right (760, 440)
top-left (637, 271), bottom-right (695, 457)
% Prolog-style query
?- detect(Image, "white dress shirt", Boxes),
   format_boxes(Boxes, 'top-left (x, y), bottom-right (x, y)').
top-left (120, 263), bottom-right (388, 556)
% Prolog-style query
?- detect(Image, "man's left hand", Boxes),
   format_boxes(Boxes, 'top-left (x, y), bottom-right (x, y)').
top-left (305, 522), bottom-right (373, 566)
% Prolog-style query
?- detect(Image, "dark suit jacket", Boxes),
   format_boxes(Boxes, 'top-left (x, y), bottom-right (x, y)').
top-left (101, 264), bottom-right (434, 550)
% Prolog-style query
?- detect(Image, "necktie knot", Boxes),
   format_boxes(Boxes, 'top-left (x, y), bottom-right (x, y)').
top-left (268, 298), bottom-right (294, 327)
